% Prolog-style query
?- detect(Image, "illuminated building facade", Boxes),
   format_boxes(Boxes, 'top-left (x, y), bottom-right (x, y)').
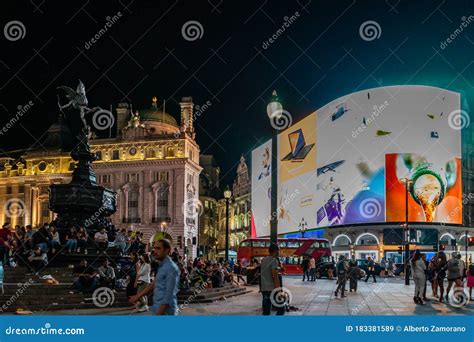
top-left (0, 97), bottom-right (201, 257)
top-left (217, 155), bottom-right (251, 254)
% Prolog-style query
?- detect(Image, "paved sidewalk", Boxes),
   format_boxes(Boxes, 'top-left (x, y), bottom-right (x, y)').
top-left (177, 276), bottom-right (474, 316)
top-left (14, 276), bottom-right (474, 316)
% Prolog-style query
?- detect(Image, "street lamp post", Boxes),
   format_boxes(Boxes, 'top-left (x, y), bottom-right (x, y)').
top-left (402, 177), bottom-right (412, 286)
top-left (266, 90), bottom-right (283, 246)
top-left (224, 186), bottom-right (232, 261)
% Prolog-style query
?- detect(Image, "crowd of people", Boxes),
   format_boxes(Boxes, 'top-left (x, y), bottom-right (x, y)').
top-left (412, 250), bottom-right (474, 304)
top-left (0, 221), bottom-right (150, 273)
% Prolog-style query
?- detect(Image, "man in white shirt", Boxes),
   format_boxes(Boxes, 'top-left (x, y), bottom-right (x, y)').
top-left (260, 243), bottom-right (285, 315)
top-left (94, 228), bottom-right (109, 249)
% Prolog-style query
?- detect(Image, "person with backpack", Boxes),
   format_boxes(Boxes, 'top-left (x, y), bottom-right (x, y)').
top-left (348, 259), bottom-right (360, 292)
top-left (445, 252), bottom-right (462, 302)
top-left (436, 252), bottom-right (448, 303)
top-left (428, 255), bottom-right (439, 298)
top-left (334, 255), bottom-right (348, 298)
top-left (364, 256), bottom-right (377, 283)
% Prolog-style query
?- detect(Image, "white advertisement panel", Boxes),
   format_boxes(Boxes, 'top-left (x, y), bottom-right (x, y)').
top-left (251, 86), bottom-right (462, 237)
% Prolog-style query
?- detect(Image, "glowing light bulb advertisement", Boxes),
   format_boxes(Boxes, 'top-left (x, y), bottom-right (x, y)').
top-left (252, 85), bottom-right (462, 237)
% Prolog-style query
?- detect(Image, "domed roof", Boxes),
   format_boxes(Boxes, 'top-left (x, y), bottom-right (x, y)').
top-left (30, 114), bottom-right (74, 152)
top-left (140, 97), bottom-right (178, 127)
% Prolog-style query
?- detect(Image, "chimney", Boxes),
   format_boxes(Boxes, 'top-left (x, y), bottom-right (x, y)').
top-left (180, 97), bottom-right (194, 138)
top-left (116, 103), bottom-right (130, 137)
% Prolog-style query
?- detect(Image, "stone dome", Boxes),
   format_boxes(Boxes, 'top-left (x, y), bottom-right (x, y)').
top-left (140, 97), bottom-right (178, 127)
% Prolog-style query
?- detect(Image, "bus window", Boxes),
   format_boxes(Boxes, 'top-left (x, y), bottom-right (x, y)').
top-left (265, 241), bottom-right (271, 247)
top-left (240, 241), bottom-right (250, 247)
top-left (253, 241), bottom-right (266, 248)
top-left (287, 241), bottom-right (300, 248)
top-left (278, 241), bottom-right (287, 248)
top-left (320, 241), bottom-right (330, 248)
top-left (311, 242), bottom-right (320, 248)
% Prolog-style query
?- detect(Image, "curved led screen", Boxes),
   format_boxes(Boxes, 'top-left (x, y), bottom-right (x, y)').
top-left (252, 85), bottom-right (462, 237)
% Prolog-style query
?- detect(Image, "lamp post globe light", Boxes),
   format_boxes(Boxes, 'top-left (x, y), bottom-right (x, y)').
top-left (266, 90), bottom-right (285, 247)
top-left (224, 186), bottom-right (232, 261)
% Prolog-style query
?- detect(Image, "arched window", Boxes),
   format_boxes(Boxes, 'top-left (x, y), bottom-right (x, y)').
top-left (440, 233), bottom-right (455, 244)
top-left (157, 185), bottom-right (169, 218)
top-left (128, 189), bottom-right (139, 222)
top-left (333, 234), bottom-right (351, 246)
top-left (355, 233), bottom-right (379, 246)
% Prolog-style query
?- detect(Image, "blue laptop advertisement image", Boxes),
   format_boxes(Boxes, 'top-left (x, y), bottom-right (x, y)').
top-left (281, 128), bottom-right (315, 161)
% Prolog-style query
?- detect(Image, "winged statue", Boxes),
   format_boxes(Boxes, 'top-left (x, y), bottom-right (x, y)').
top-left (57, 80), bottom-right (99, 130)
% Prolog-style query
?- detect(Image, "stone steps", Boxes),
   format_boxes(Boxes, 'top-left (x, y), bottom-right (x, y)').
top-left (0, 267), bottom-right (251, 312)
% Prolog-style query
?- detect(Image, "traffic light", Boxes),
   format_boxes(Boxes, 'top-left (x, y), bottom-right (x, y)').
top-left (468, 236), bottom-right (474, 246)
top-left (439, 242), bottom-right (446, 251)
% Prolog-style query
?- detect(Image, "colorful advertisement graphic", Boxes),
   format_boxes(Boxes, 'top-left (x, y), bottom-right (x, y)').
top-left (251, 86), bottom-right (462, 236)
top-left (277, 113), bottom-right (318, 234)
top-left (385, 153), bottom-right (462, 224)
top-left (251, 140), bottom-right (272, 237)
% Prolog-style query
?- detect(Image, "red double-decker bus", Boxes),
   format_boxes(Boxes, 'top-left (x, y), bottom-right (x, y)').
top-left (237, 238), bottom-right (332, 274)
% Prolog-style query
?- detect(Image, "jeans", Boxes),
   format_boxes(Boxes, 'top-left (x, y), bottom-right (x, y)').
top-left (309, 268), bottom-right (316, 281)
top-left (48, 240), bottom-right (61, 250)
top-left (73, 277), bottom-right (98, 293)
top-left (261, 291), bottom-right (285, 316)
top-left (302, 268), bottom-right (309, 281)
top-left (137, 282), bottom-right (150, 309)
top-left (115, 242), bottom-right (127, 254)
top-left (336, 274), bottom-right (347, 295)
top-left (365, 271), bottom-right (377, 282)
top-left (36, 242), bottom-right (48, 253)
top-left (65, 240), bottom-right (77, 251)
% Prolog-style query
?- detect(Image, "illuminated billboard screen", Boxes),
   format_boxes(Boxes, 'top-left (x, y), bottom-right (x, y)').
top-left (251, 85), bottom-right (462, 236)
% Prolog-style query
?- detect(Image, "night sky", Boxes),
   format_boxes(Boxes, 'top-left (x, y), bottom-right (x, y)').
top-left (1, 0), bottom-right (473, 186)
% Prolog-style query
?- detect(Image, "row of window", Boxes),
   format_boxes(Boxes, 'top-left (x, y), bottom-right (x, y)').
top-left (97, 171), bottom-right (170, 185)
top-left (240, 240), bottom-right (331, 249)
top-left (126, 186), bottom-right (169, 221)
top-left (95, 146), bottom-right (177, 161)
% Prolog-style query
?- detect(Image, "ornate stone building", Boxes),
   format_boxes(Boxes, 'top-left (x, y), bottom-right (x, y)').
top-left (0, 97), bottom-right (201, 257)
top-left (198, 155), bottom-right (221, 259)
top-left (217, 155), bottom-right (251, 253)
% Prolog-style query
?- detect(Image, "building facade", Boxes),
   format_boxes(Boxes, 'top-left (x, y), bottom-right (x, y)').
top-left (217, 155), bottom-right (251, 254)
top-left (0, 97), bottom-right (201, 257)
top-left (198, 155), bottom-right (221, 259)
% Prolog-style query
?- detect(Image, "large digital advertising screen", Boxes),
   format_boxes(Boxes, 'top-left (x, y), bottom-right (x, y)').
top-left (251, 85), bottom-right (462, 236)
